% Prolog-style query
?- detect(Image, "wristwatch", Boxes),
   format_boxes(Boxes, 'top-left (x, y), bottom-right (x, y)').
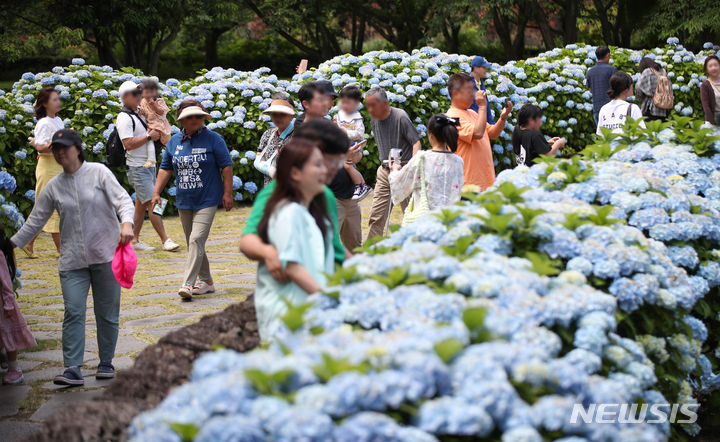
top-left (146, 134), bottom-right (152, 142)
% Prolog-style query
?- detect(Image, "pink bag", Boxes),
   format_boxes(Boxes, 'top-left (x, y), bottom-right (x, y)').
top-left (112, 243), bottom-right (137, 289)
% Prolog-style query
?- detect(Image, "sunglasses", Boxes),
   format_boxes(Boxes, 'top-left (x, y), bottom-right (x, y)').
top-left (130, 90), bottom-right (142, 96)
top-left (184, 115), bottom-right (204, 120)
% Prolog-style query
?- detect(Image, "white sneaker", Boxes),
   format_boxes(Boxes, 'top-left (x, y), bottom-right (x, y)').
top-left (162, 239), bottom-right (180, 252)
top-left (192, 281), bottom-right (215, 295)
top-left (132, 241), bottom-right (155, 252)
top-left (178, 284), bottom-right (193, 300)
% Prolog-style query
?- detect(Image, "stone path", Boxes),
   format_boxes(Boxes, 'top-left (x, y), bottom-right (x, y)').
top-left (0, 196), bottom-right (401, 441)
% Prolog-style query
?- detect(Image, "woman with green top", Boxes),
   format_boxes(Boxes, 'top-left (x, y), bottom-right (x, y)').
top-left (254, 138), bottom-right (334, 339)
top-left (239, 119), bottom-right (353, 281)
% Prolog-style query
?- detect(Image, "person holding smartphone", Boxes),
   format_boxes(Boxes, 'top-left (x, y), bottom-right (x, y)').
top-left (446, 73), bottom-right (512, 190)
top-left (334, 85), bottom-right (372, 201)
top-left (364, 87), bottom-right (422, 241)
top-left (512, 104), bottom-right (564, 167)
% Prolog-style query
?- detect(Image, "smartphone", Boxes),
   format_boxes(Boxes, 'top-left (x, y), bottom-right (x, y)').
top-left (153, 198), bottom-right (168, 216)
top-left (353, 139), bottom-right (368, 150)
top-left (298, 59), bottom-right (309, 73)
top-left (389, 148), bottom-right (402, 164)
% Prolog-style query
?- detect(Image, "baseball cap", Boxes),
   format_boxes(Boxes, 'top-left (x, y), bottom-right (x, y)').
top-left (315, 80), bottom-right (338, 97)
top-left (50, 129), bottom-right (82, 149)
top-left (118, 80), bottom-right (141, 97)
top-left (470, 56), bottom-right (491, 69)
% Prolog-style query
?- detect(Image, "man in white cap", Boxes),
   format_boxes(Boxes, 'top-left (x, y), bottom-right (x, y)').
top-left (116, 80), bottom-right (179, 252)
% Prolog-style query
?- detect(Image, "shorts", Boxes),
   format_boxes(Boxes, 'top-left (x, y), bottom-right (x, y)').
top-left (127, 166), bottom-right (156, 204)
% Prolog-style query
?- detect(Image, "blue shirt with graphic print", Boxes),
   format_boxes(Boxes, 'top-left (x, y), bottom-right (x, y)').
top-left (160, 127), bottom-right (233, 210)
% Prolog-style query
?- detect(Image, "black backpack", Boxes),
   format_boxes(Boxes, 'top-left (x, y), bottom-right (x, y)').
top-left (105, 107), bottom-right (148, 168)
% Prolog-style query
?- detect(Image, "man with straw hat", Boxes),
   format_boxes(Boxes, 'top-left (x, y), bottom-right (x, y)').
top-left (254, 93), bottom-right (296, 185)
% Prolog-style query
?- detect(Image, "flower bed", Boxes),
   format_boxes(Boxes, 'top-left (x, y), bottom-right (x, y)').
top-left (127, 121), bottom-right (720, 441)
top-left (1, 41), bottom-right (718, 235)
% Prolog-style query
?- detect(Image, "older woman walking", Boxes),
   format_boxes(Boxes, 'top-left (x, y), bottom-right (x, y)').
top-left (24, 87), bottom-right (63, 257)
top-left (254, 93), bottom-right (296, 185)
top-left (152, 100), bottom-right (233, 300)
top-left (11, 129), bottom-right (135, 386)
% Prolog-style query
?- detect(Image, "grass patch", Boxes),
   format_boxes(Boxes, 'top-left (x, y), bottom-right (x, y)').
top-left (27, 338), bottom-right (62, 352)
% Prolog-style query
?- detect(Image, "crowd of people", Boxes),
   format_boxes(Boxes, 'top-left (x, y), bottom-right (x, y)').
top-left (2, 47), bottom-right (720, 382)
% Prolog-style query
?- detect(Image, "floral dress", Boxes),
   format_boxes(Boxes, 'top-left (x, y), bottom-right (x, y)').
top-left (389, 150), bottom-right (464, 211)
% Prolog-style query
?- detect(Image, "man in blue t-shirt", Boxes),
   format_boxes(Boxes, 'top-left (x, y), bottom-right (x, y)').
top-left (468, 56), bottom-right (495, 125)
top-left (585, 46), bottom-right (618, 124)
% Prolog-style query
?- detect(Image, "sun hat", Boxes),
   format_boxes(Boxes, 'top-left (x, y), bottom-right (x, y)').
top-left (262, 99), bottom-right (295, 115)
top-left (50, 129), bottom-right (82, 149)
top-left (177, 105), bottom-right (211, 120)
top-left (112, 242), bottom-right (137, 289)
top-left (470, 56), bottom-right (491, 69)
top-left (118, 80), bottom-right (141, 97)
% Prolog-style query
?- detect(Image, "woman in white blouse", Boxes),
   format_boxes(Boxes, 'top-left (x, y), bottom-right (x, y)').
top-left (11, 129), bottom-right (134, 386)
top-left (389, 114), bottom-right (464, 226)
top-left (25, 87), bottom-right (63, 257)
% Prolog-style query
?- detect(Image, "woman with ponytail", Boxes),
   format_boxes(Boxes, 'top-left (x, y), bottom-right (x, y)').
top-left (254, 137), bottom-right (335, 340)
top-left (389, 113), bottom-right (465, 226)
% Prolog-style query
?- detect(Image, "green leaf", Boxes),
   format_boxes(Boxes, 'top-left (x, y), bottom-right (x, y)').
top-left (279, 299), bottom-right (313, 331)
top-left (168, 423), bottom-right (200, 442)
top-left (524, 252), bottom-right (561, 276)
top-left (312, 353), bottom-right (372, 383)
top-left (483, 212), bottom-right (517, 234)
top-left (434, 338), bottom-right (464, 363)
top-left (462, 307), bottom-right (486, 330)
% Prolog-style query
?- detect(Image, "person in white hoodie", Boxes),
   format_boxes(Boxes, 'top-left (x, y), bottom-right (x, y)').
top-left (334, 85), bottom-right (372, 201)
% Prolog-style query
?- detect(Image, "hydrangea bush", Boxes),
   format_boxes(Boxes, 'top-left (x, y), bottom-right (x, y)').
top-left (127, 121), bottom-right (720, 441)
top-left (0, 39), bottom-right (717, 232)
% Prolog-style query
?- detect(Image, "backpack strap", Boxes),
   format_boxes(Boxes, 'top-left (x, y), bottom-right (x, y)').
top-left (120, 106), bottom-right (148, 132)
top-left (626, 103), bottom-right (633, 117)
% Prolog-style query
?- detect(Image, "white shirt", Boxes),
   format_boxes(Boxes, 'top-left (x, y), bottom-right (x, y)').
top-left (12, 162), bottom-right (135, 271)
top-left (116, 111), bottom-right (153, 167)
top-left (335, 109), bottom-right (365, 142)
top-left (34, 117), bottom-right (65, 154)
top-left (596, 100), bottom-right (646, 135)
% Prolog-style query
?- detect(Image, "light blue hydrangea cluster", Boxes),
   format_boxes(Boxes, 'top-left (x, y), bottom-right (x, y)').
top-left (128, 121), bottom-right (720, 440)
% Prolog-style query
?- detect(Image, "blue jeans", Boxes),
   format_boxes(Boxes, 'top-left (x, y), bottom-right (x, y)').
top-left (58, 262), bottom-right (121, 367)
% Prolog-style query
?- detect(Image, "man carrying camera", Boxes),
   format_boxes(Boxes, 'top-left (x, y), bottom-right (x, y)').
top-left (364, 87), bottom-right (421, 241)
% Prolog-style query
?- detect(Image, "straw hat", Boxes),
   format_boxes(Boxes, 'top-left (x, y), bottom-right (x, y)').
top-left (262, 99), bottom-right (295, 115)
top-left (177, 105), bottom-right (211, 120)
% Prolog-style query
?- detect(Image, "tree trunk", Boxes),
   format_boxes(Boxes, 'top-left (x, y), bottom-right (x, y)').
top-left (513, 15), bottom-right (529, 59)
top-left (592, 0), bottom-right (616, 44)
top-left (493, 7), bottom-right (515, 59)
top-left (562, 0), bottom-right (579, 44)
top-left (356, 16), bottom-right (366, 54)
top-left (204, 28), bottom-right (227, 67)
top-left (529, 0), bottom-right (556, 49)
